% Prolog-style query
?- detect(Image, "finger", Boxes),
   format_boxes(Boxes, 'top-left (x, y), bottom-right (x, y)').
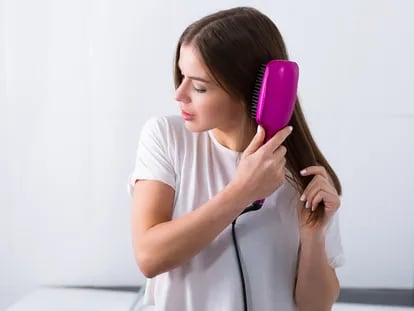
top-left (243, 125), bottom-right (266, 156)
top-left (309, 190), bottom-right (325, 211)
top-left (311, 190), bottom-right (338, 212)
top-left (306, 176), bottom-right (326, 199)
top-left (300, 165), bottom-right (329, 179)
top-left (299, 174), bottom-right (320, 203)
top-left (300, 176), bottom-right (332, 207)
top-left (261, 125), bottom-right (293, 154)
top-left (273, 145), bottom-right (287, 158)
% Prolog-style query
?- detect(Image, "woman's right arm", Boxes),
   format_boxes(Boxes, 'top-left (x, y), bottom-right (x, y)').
top-left (131, 125), bottom-right (292, 278)
top-left (131, 179), bottom-right (252, 278)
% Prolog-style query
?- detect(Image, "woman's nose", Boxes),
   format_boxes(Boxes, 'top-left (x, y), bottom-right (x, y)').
top-left (174, 80), bottom-right (190, 103)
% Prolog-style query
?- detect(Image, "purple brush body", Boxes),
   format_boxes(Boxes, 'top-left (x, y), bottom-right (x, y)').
top-left (250, 60), bottom-right (299, 208)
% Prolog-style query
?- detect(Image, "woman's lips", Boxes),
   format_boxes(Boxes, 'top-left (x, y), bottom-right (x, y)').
top-left (181, 111), bottom-right (195, 120)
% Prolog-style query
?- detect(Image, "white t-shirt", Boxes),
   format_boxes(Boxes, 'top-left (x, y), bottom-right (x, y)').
top-left (127, 115), bottom-right (345, 311)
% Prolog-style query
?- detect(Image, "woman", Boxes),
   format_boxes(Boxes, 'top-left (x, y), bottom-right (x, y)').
top-left (128, 6), bottom-right (344, 311)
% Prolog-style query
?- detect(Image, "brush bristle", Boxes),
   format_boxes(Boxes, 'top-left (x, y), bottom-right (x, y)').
top-left (250, 64), bottom-right (266, 118)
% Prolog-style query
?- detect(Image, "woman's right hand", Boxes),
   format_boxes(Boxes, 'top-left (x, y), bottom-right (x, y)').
top-left (232, 125), bottom-right (293, 204)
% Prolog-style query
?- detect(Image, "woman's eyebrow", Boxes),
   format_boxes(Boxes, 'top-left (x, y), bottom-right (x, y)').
top-left (187, 76), bottom-right (211, 83)
top-left (178, 62), bottom-right (211, 84)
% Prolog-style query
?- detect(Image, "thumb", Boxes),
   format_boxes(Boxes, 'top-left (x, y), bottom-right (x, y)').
top-left (243, 125), bottom-right (265, 156)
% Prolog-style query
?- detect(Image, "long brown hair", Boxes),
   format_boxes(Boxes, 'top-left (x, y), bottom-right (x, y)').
top-left (173, 7), bottom-right (342, 225)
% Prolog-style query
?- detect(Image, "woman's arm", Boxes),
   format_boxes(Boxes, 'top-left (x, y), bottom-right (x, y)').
top-left (294, 165), bottom-right (342, 310)
top-left (131, 179), bottom-right (251, 278)
top-left (294, 229), bottom-right (340, 311)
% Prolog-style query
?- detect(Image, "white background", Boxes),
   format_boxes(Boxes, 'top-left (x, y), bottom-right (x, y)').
top-left (1, 0), bottom-right (413, 309)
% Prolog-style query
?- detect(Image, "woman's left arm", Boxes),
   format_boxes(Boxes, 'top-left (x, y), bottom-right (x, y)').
top-left (294, 166), bottom-right (341, 311)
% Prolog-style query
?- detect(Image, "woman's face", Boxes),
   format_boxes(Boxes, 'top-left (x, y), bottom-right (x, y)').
top-left (175, 44), bottom-right (248, 133)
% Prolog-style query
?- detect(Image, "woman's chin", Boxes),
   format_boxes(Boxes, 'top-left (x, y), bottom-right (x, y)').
top-left (183, 120), bottom-right (209, 133)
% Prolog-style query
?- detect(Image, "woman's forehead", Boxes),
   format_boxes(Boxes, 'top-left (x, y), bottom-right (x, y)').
top-left (178, 44), bottom-right (214, 83)
top-left (178, 45), bottom-right (204, 71)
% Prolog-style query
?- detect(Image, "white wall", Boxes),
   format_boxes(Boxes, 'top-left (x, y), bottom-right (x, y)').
top-left (1, 0), bottom-right (413, 309)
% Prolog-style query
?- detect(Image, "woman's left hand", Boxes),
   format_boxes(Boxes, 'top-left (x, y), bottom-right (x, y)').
top-left (298, 165), bottom-right (341, 232)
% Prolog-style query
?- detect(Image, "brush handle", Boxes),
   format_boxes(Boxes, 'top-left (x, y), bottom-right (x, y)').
top-left (252, 129), bottom-right (274, 208)
top-left (255, 198), bottom-right (265, 207)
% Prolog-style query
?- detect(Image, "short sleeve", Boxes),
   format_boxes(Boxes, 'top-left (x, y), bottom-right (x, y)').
top-left (127, 117), bottom-right (176, 197)
top-left (324, 211), bottom-right (345, 269)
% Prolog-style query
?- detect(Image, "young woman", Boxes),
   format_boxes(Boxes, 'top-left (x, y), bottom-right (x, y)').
top-left (128, 6), bottom-right (344, 311)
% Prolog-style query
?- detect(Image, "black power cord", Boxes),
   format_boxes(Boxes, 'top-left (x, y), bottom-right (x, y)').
top-left (231, 202), bottom-right (263, 311)
top-left (231, 219), bottom-right (248, 311)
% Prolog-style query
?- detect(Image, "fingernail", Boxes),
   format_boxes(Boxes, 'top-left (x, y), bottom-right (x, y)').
top-left (300, 169), bottom-right (306, 175)
top-left (288, 126), bottom-right (293, 132)
top-left (257, 125), bottom-right (262, 133)
top-left (300, 194), bottom-right (306, 201)
top-left (305, 201), bottom-right (310, 209)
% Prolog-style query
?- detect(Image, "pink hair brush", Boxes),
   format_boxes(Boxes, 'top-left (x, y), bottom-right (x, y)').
top-left (246, 60), bottom-right (299, 212)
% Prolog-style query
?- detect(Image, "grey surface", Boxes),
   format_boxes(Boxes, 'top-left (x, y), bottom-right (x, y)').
top-left (338, 288), bottom-right (414, 306)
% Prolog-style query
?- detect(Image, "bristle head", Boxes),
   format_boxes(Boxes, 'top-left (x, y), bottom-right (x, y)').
top-left (250, 64), bottom-right (267, 118)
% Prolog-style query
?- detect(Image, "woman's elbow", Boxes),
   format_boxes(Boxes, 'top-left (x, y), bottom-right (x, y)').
top-left (135, 250), bottom-right (161, 278)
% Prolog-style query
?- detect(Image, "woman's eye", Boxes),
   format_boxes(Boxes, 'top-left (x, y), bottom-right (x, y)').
top-left (193, 85), bottom-right (206, 93)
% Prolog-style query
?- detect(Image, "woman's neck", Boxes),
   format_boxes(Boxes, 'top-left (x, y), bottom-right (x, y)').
top-left (211, 118), bottom-right (257, 152)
